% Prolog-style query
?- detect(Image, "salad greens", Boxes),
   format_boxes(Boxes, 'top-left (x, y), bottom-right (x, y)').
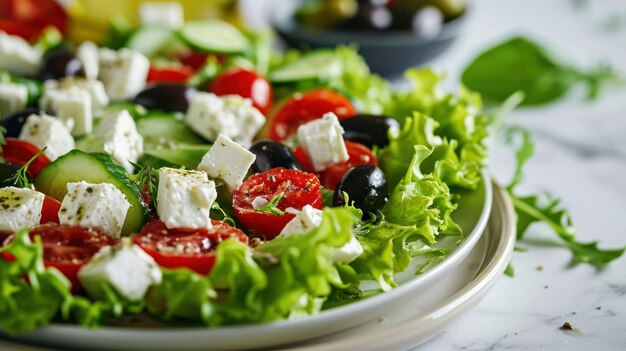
top-left (462, 36), bottom-right (622, 106)
top-left (0, 21), bottom-right (623, 336)
top-left (505, 127), bottom-right (625, 266)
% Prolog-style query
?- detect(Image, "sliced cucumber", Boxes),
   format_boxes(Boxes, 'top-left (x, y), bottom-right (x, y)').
top-left (75, 134), bottom-right (105, 152)
top-left (136, 114), bottom-right (206, 149)
top-left (178, 20), bottom-right (249, 54)
top-left (269, 50), bottom-right (342, 83)
top-left (126, 26), bottom-right (176, 57)
top-left (34, 150), bottom-right (147, 235)
top-left (139, 144), bottom-right (211, 170)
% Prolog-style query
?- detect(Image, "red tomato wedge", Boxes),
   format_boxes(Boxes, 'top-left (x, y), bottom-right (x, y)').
top-left (147, 65), bottom-right (194, 84)
top-left (210, 67), bottom-right (273, 116)
top-left (232, 168), bottom-right (322, 240)
top-left (294, 141), bottom-right (378, 190)
top-left (134, 220), bottom-right (249, 275)
top-left (40, 196), bottom-right (61, 224)
top-left (0, 0), bottom-right (67, 41)
top-left (3, 224), bottom-right (118, 292)
top-left (268, 89), bottom-right (356, 141)
top-left (1, 138), bottom-right (50, 178)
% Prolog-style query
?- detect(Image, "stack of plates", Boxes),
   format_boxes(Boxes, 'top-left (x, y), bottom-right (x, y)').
top-left (4, 174), bottom-right (516, 351)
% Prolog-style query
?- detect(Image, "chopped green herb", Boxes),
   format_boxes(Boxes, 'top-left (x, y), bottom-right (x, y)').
top-left (504, 264), bottom-right (515, 277)
top-left (8, 147), bottom-right (47, 188)
top-left (256, 193), bottom-right (285, 215)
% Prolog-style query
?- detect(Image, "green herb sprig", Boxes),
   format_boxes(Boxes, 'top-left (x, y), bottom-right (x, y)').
top-left (8, 147), bottom-right (47, 188)
top-left (256, 193), bottom-right (285, 215)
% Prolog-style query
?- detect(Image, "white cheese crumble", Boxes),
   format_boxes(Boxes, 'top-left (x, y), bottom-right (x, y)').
top-left (0, 187), bottom-right (45, 233)
top-left (58, 181), bottom-right (131, 238)
top-left (78, 238), bottom-right (162, 301)
top-left (197, 133), bottom-right (256, 192)
top-left (18, 113), bottom-right (75, 161)
top-left (185, 92), bottom-right (265, 147)
top-left (157, 167), bottom-right (217, 230)
top-left (296, 112), bottom-right (349, 172)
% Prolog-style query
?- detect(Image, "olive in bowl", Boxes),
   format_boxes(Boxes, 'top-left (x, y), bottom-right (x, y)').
top-left (273, 0), bottom-right (467, 78)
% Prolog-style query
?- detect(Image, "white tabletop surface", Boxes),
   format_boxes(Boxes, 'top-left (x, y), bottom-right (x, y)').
top-left (411, 0), bottom-right (626, 350)
top-left (246, 0), bottom-right (626, 349)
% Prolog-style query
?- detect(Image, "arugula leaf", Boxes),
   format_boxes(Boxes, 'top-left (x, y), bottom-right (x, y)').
top-left (255, 193), bottom-right (285, 215)
top-left (462, 36), bottom-right (622, 106)
top-left (506, 127), bottom-right (625, 266)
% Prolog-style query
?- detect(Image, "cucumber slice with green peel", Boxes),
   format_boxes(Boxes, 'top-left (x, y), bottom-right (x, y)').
top-left (34, 150), bottom-right (147, 235)
top-left (136, 114), bottom-right (206, 149)
top-left (75, 134), bottom-right (105, 152)
top-left (269, 50), bottom-right (342, 83)
top-left (126, 26), bottom-right (177, 57)
top-left (140, 144), bottom-right (211, 170)
top-left (178, 20), bottom-right (249, 54)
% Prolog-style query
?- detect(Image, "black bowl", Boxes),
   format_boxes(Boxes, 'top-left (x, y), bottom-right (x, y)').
top-left (272, 3), bottom-right (467, 78)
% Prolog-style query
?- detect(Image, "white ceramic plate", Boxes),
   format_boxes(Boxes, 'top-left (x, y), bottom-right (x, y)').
top-left (8, 174), bottom-right (493, 351)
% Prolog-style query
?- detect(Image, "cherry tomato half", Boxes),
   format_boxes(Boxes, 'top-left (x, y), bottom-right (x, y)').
top-left (147, 65), bottom-right (194, 84)
top-left (134, 220), bottom-right (249, 275)
top-left (0, 0), bottom-right (67, 41)
top-left (3, 224), bottom-right (118, 292)
top-left (294, 141), bottom-right (378, 190)
top-left (210, 67), bottom-right (273, 116)
top-left (232, 168), bottom-right (322, 240)
top-left (268, 89), bottom-right (356, 141)
top-left (1, 138), bottom-right (50, 178)
top-left (174, 51), bottom-right (225, 70)
top-left (40, 196), bottom-right (61, 224)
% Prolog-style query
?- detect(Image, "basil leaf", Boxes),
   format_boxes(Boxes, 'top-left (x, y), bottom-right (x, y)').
top-left (462, 36), bottom-right (620, 106)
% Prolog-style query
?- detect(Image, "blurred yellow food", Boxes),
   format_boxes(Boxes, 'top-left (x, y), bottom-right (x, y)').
top-left (66, 0), bottom-right (240, 44)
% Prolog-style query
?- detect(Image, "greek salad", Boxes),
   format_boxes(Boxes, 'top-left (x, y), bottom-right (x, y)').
top-left (0, 14), bottom-right (487, 334)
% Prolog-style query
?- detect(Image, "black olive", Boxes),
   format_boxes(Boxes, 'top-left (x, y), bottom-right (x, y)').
top-left (39, 49), bottom-right (82, 81)
top-left (334, 165), bottom-right (388, 214)
top-left (0, 163), bottom-right (28, 188)
top-left (340, 114), bottom-right (400, 148)
top-left (249, 140), bottom-right (302, 173)
top-left (133, 83), bottom-right (194, 112)
top-left (347, 4), bottom-right (393, 31)
top-left (0, 108), bottom-right (41, 138)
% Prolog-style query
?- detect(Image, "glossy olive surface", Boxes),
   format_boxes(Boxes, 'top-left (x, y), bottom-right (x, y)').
top-left (133, 83), bottom-right (194, 112)
top-left (333, 165), bottom-right (388, 214)
top-left (340, 114), bottom-right (400, 148)
top-left (249, 140), bottom-right (302, 173)
top-left (0, 108), bottom-right (41, 138)
top-left (39, 49), bottom-right (82, 81)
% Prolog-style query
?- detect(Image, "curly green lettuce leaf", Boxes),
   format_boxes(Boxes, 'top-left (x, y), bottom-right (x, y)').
top-left (255, 207), bottom-right (357, 320)
top-left (0, 229), bottom-right (72, 334)
top-left (145, 268), bottom-right (216, 325)
top-left (506, 127), bottom-right (625, 266)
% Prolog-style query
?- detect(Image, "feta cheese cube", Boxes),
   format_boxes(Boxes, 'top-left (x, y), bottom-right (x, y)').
top-left (279, 205), bottom-right (363, 264)
top-left (19, 113), bottom-right (75, 161)
top-left (139, 2), bottom-right (184, 27)
top-left (185, 93), bottom-right (265, 147)
top-left (44, 77), bottom-right (109, 110)
top-left (40, 84), bottom-right (93, 136)
top-left (197, 134), bottom-right (256, 192)
top-left (76, 41), bottom-right (99, 80)
top-left (0, 82), bottom-right (28, 117)
top-left (280, 205), bottom-right (323, 237)
top-left (296, 112), bottom-right (349, 172)
top-left (157, 168), bottom-right (217, 229)
top-left (96, 110), bottom-right (143, 173)
top-left (0, 32), bottom-right (42, 77)
top-left (0, 187), bottom-right (45, 233)
top-left (98, 48), bottom-right (149, 100)
top-left (329, 236), bottom-right (364, 264)
top-left (78, 238), bottom-right (162, 301)
top-left (58, 181), bottom-right (131, 238)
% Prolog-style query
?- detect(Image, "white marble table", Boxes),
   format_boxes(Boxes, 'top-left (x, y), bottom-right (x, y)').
top-left (412, 0), bottom-right (626, 349)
